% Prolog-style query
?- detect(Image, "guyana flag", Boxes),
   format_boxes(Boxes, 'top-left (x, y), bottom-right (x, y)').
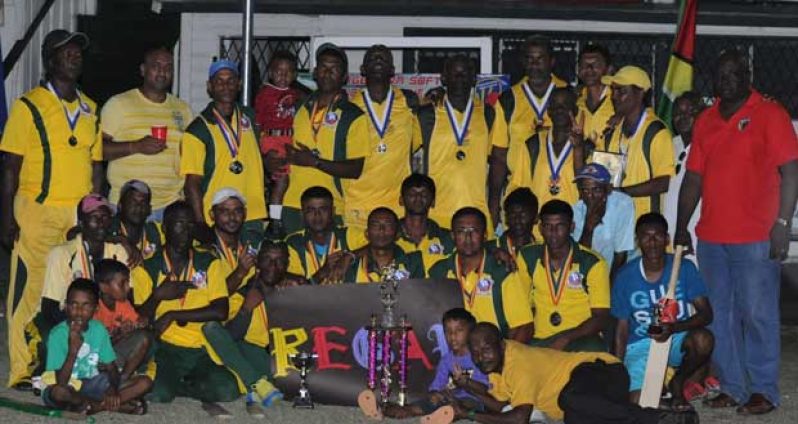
top-left (656, 0), bottom-right (697, 128)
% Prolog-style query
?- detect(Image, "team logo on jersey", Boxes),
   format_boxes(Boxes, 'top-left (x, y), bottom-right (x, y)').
top-left (192, 271), bottom-right (208, 289)
top-left (567, 271), bottom-right (584, 289)
top-left (241, 114), bottom-right (252, 131)
top-left (738, 117), bottom-right (750, 132)
top-left (428, 243), bottom-right (443, 255)
top-left (476, 276), bottom-right (494, 295)
top-left (325, 111), bottom-right (339, 126)
top-left (173, 111), bottom-right (184, 129)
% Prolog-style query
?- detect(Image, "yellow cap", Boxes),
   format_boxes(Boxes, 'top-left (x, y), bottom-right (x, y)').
top-left (601, 66), bottom-right (651, 90)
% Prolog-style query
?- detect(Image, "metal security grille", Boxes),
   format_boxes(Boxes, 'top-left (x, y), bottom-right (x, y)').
top-left (219, 36), bottom-right (312, 84)
top-left (406, 28), bottom-right (798, 117)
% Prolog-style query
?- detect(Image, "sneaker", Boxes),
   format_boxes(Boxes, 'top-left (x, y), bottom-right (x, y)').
top-left (252, 378), bottom-right (282, 408)
top-left (530, 408), bottom-right (548, 423)
top-left (202, 402), bottom-right (233, 420)
top-left (245, 392), bottom-right (265, 419)
top-left (264, 219), bottom-right (286, 240)
top-left (703, 376), bottom-right (721, 399)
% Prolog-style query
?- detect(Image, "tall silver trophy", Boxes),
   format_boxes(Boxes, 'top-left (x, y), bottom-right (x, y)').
top-left (365, 263), bottom-right (412, 406)
top-left (290, 351), bottom-right (318, 409)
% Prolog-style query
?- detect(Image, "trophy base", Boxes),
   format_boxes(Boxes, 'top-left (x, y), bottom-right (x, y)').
top-left (292, 396), bottom-right (315, 409)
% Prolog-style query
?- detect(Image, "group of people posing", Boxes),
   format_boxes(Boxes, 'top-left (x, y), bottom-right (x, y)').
top-left (1, 27), bottom-right (796, 423)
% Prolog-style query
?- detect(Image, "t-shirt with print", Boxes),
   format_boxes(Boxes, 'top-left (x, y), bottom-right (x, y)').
top-left (610, 254), bottom-right (708, 344)
top-left (45, 319), bottom-right (116, 380)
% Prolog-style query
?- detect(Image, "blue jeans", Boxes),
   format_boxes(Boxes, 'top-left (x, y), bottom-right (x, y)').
top-left (697, 240), bottom-right (780, 405)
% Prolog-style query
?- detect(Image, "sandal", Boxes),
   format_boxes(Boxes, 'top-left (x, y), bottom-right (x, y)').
top-left (357, 389), bottom-right (383, 421)
top-left (120, 399), bottom-right (148, 415)
top-left (420, 405), bottom-right (455, 424)
top-left (736, 393), bottom-right (775, 415)
top-left (682, 381), bottom-right (706, 402)
top-left (703, 393), bottom-right (738, 408)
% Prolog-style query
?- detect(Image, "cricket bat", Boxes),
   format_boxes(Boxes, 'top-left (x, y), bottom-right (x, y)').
top-left (638, 245), bottom-right (685, 408)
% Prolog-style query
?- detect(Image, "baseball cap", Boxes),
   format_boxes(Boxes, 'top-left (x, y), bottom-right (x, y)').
top-left (209, 59), bottom-right (239, 79)
top-left (574, 163), bottom-right (612, 184)
top-left (119, 179), bottom-right (151, 201)
top-left (211, 187), bottom-right (247, 207)
top-left (316, 42), bottom-right (348, 70)
top-left (41, 29), bottom-right (89, 61)
top-left (601, 66), bottom-right (651, 91)
top-left (79, 194), bottom-right (115, 215)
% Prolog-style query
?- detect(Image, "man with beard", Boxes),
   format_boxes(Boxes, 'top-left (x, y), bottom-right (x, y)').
top-left (676, 49), bottom-right (798, 415)
top-left (181, 60), bottom-right (266, 243)
top-left (102, 47), bottom-right (193, 221)
top-left (346, 45), bottom-right (421, 230)
top-left (493, 35), bottom-right (569, 199)
top-left (420, 55), bottom-right (507, 232)
top-left (1, 30), bottom-right (103, 388)
top-left (110, 180), bottom-right (162, 261)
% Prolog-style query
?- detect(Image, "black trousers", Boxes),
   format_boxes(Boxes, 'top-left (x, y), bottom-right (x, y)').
top-left (558, 360), bottom-right (662, 424)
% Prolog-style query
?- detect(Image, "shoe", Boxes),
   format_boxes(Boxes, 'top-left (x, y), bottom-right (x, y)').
top-left (736, 393), bottom-right (776, 415)
top-left (252, 378), bottom-right (282, 408)
top-left (12, 379), bottom-right (33, 392)
top-left (245, 392), bottom-right (266, 419)
top-left (530, 408), bottom-right (548, 423)
top-left (202, 402), bottom-right (233, 420)
top-left (703, 376), bottom-right (721, 398)
top-left (703, 392), bottom-right (737, 408)
top-left (657, 409), bottom-right (699, 424)
top-left (682, 381), bottom-right (706, 402)
top-left (264, 219), bottom-right (286, 240)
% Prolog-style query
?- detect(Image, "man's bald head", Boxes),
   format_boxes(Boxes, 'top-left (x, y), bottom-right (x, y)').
top-left (471, 322), bottom-right (502, 344)
top-left (469, 323), bottom-right (505, 374)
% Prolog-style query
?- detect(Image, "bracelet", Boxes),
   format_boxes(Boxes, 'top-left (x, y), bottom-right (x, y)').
top-left (776, 217), bottom-right (790, 227)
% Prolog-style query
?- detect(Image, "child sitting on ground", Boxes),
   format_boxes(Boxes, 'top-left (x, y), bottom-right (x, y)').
top-left (93, 259), bottom-right (153, 381)
top-left (358, 308), bottom-right (496, 424)
top-left (41, 279), bottom-right (152, 415)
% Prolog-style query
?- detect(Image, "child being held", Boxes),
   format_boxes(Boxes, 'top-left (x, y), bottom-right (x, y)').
top-left (358, 308), bottom-right (494, 424)
top-left (41, 279), bottom-right (152, 415)
top-left (93, 259), bottom-right (153, 381)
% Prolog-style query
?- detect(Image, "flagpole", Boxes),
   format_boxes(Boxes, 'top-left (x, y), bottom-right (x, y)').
top-left (241, 0), bottom-right (254, 106)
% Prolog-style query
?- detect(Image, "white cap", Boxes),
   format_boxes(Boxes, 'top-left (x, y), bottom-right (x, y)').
top-left (210, 187), bottom-right (246, 207)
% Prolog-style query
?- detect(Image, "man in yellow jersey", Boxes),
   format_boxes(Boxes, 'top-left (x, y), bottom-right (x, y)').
top-left (0, 30), bottom-right (103, 389)
top-left (344, 208), bottom-right (425, 283)
top-left (493, 35), bottom-right (569, 198)
top-left (517, 200), bottom-right (610, 352)
top-left (132, 201), bottom-right (239, 411)
top-left (346, 45), bottom-right (422, 230)
top-left (181, 59), bottom-right (266, 243)
top-left (102, 47), bottom-right (193, 221)
top-left (596, 66), bottom-right (674, 219)
top-left (496, 188), bottom-right (538, 259)
top-left (109, 180), bottom-right (162, 261)
top-left (202, 241), bottom-right (287, 417)
top-left (285, 187), bottom-right (353, 284)
top-left (396, 174), bottom-right (454, 271)
top-left (419, 55), bottom-right (507, 231)
top-left (274, 43), bottom-right (369, 234)
top-left (576, 44), bottom-right (615, 145)
top-left (525, 88), bottom-right (587, 209)
top-left (32, 195), bottom-right (128, 378)
top-left (428, 208), bottom-right (533, 343)
top-left (459, 323), bottom-right (698, 424)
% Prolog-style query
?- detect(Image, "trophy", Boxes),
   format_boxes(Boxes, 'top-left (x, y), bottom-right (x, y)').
top-left (365, 263), bottom-right (412, 406)
top-left (290, 351), bottom-right (318, 409)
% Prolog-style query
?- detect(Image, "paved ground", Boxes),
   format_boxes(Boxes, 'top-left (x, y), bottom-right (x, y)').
top-left (0, 322), bottom-right (796, 423)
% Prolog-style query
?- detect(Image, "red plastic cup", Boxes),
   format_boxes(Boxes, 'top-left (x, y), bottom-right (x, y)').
top-left (151, 125), bottom-right (168, 142)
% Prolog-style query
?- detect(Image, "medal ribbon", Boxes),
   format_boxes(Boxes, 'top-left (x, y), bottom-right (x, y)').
top-left (310, 94), bottom-right (340, 143)
top-left (120, 223), bottom-right (149, 255)
top-left (506, 236), bottom-right (517, 262)
top-left (163, 250), bottom-right (195, 307)
top-left (215, 231), bottom-right (244, 269)
top-left (543, 245), bottom-right (574, 306)
top-left (360, 254), bottom-right (379, 283)
top-left (47, 82), bottom-right (86, 133)
top-left (77, 240), bottom-right (94, 280)
top-left (454, 253), bottom-right (486, 308)
top-left (546, 131), bottom-right (573, 187)
top-left (619, 110), bottom-right (647, 156)
top-left (522, 81), bottom-right (555, 122)
top-left (212, 107), bottom-right (241, 159)
top-left (305, 232), bottom-right (338, 274)
top-left (362, 89), bottom-right (394, 139)
top-left (444, 93), bottom-right (474, 148)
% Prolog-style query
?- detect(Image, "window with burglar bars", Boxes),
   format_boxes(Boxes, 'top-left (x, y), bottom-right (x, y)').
top-left (405, 28), bottom-right (798, 117)
top-left (219, 36), bottom-right (312, 84)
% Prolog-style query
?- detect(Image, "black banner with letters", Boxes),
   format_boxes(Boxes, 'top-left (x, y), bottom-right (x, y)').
top-left (265, 279), bottom-right (463, 406)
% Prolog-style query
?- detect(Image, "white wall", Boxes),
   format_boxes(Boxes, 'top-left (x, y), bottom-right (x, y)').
top-left (1, 0), bottom-right (97, 104)
top-left (178, 12), bottom-right (798, 113)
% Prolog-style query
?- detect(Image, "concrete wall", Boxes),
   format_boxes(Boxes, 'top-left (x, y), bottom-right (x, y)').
top-left (1, 0), bottom-right (97, 104)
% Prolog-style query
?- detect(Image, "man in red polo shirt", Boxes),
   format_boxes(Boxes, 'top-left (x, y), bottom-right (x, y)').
top-left (675, 49), bottom-right (798, 416)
